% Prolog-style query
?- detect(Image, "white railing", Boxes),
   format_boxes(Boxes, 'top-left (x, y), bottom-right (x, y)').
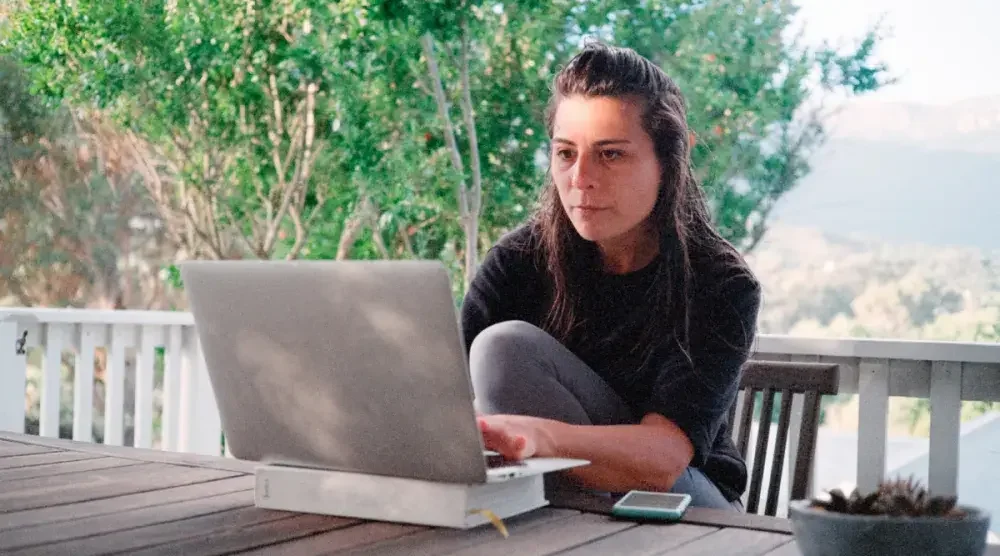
top-left (752, 335), bottom-right (1000, 498)
top-left (0, 308), bottom-right (221, 456)
top-left (2, 307), bottom-right (999, 499)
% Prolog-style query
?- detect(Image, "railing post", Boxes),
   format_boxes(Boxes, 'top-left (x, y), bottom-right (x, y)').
top-left (857, 358), bottom-right (890, 493)
top-left (133, 325), bottom-right (164, 449)
top-left (161, 325), bottom-right (184, 452)
top-left (103, 325), bottom-right (133, 446)
top-left (178, 327), bottom-right (222, 456)
top-left (0, 321), bottom-right (27, 434)
top-left (40, 323), bottom-right (68, 438)
top-left (929, 361), bottom-right (962, 496)
top-left (72, 324), bottom-right (103, 442)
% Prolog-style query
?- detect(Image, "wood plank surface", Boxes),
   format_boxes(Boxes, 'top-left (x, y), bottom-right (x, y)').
top-left (0, 433), bottom-right (817, 556)
top-left (448, 513), bottom-right (635, 556)
top-left (129, 513), bottom-right (359, 556)
top-left (0, 475), bottom-right (253, 531)
top-left (761, 541), bottom-right (804, 555)
top-left (236, 522), bottom-right (427, 556)
top-left (0, 456), bottom-right (143, 481)
top-left (548, 489), bottom-right (793, 534)
top-left (2, 490), bottom-right (256, 551)
top-left (336, 508), bottom-right (579, 556)
top-left (665, 528), bottom-right (793, 556)
top-left (0, 440), bottom-right (57, 458)
top-left (0, 450), bottom-right (98, 470)
top-left (0, 432), bottom-right (255, 474)
top-left (555, 523), bottom-right (719, 556)
top-left (16, 506), bottom-right (303, 556)
top-left (0, 462), bottom-right (241, 513)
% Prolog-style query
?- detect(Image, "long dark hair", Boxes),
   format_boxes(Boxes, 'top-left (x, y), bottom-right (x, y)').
top-left (533, 41), bottom-right (753, 362)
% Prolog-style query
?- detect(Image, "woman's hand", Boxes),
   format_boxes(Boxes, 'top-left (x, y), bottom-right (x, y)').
top-left (479, 413), bottom-right (694, 492)
top-left (477, 415), bottom-right (556, 461)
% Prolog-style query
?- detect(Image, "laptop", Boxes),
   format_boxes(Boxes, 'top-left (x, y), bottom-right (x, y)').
top-left (180, 259), bottom-right (588, 485)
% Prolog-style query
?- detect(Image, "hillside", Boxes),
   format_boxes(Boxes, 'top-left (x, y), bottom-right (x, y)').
top-left (746, 224), bottom-right (1000, 340)
top-left (771, 95), bottom-right (1000, 252)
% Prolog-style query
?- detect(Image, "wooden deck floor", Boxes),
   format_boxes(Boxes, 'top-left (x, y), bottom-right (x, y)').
top-left (0, 433), bottom-right (994, 555)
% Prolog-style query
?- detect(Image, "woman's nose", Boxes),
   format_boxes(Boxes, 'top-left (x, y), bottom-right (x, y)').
top-left (570, 156), bottom-right (596, 190)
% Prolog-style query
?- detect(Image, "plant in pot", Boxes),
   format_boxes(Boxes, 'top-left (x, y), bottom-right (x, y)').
top-left (789, 476), bottom-right (992, 556)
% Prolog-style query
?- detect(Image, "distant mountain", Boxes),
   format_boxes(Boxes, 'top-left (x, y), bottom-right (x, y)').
top-left (769, 96), bottom-right (1000, 252)
top-left (745, 224), bottom-right (1000, 339)
top-left (819, 95), bottom-right (1000, 153)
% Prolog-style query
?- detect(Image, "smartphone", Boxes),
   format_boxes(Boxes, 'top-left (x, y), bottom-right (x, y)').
top-left (611, 490), bottom-right (692, 521)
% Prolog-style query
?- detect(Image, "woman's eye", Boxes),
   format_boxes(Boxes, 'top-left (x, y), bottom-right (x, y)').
top-left (556, 149), bottom-right (575, 161)
top-left (601, 149), bottom-right (623, 162)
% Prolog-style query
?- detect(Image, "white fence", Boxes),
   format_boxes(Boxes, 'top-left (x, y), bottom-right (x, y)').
top-left (754, 335), bottom-right (1000, 497)
top-left (2, 307), bottom-right (1000, 500)
top-left (0, 308), bottom-right (220, 456)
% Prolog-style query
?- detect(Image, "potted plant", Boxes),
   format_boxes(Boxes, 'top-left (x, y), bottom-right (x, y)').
top-left (789, 476), bottom-right (992, 556)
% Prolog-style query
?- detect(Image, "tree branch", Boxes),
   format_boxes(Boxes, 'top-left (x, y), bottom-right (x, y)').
top-left (420, 33), bottom-right (470, 219)
top-left (459, 20), bottom-right (483, 219)
top-left (335, 195), bottom-right (370, 260)
top-left (262, 81), bottom-right (317, 255)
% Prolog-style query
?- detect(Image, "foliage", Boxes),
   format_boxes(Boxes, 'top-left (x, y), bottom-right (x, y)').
top-left (4, 0), bottom-right (370, 260)
top-left (746, 226), bottom-right (1000, 436)
top-left (1, 56), bottom-right (178, 308)
top-left (811, 476), bottom-right (964, 518)
top-left (572, 0), bottom-right (892, 251)
top-left (2, 0), bottom-right (891, 299)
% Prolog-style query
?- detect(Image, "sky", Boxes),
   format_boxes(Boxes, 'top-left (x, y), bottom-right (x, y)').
top-left (791, 0), bottom-right (1000, 106)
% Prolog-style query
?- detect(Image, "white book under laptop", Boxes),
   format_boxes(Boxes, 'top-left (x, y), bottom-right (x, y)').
top-left (180, 259), bottom-right (590, 529)
top-left (253, 455), bottom-right (588, 529)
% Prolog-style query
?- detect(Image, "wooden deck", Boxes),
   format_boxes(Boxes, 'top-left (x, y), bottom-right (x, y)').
top-left (0, 433), bottom-right (995, 555)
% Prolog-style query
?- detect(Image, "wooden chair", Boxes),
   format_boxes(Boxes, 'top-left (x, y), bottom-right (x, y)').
top-left (729, 360), bottom-right (840, 516)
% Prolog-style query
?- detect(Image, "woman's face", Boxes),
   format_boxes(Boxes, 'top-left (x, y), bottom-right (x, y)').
top-left (550, 94), bottom-right (662, 247)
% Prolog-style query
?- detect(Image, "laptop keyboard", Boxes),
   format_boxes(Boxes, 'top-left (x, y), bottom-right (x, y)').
top-left (485, 452), bottom-right (525, 468)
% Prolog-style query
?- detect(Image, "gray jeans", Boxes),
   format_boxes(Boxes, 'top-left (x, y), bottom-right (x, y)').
top-left (469, 320), bottom-right (742, 511)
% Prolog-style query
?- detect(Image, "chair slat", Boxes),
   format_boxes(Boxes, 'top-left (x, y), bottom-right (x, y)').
top-left (736, 388), bottom-right (756, 459)
top-left (746, 388), bottom-right (775, 513)
top-left (741, 360), bottom-right (840, 394)
top-left (765, 391), bottom-right (794, 516)
top-left (735, 360), bottom-right (840, 515)
top-left (791, 390), bottom-right (822, 500)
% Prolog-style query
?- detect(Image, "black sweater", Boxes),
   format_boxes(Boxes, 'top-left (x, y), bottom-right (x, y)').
top-left (460, 223), bottom-right (761, 502)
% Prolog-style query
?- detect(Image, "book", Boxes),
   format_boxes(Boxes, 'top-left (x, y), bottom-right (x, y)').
top-left (253, 458), bottom-right (588, 529)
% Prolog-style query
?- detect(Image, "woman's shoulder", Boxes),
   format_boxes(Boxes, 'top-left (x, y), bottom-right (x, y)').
top-left (494, 221), bottom-right (543, 252)
top-left (689, 243), bottom-right (761, 313)
top-left (484, 221), bottom-right (545, 270)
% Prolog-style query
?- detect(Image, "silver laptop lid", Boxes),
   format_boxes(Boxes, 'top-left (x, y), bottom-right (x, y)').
top-left (180, 260), bottom-right (489, 484)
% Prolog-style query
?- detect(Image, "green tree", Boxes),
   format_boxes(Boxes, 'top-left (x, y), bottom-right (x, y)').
top-left (3, 0), bottom-right (891, 294)
top-left (366, 0), bottom-right (575, 288)
top-left (3, 0), bottom-right (380, 260)
top-left (574, 0), bottom-right (892, 251)
top-left (1, 57), bottom-right (177, 309)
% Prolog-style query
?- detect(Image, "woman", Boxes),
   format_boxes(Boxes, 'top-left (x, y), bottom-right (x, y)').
top-left (460, 42), bottom-right (761, 511)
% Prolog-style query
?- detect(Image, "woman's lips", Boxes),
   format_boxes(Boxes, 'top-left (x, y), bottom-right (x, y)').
top-left (574, 205), bottom-right (610, 214)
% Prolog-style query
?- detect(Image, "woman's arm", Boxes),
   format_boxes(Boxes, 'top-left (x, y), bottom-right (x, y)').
top-left (480, 412), bottom-right (693, 491)
top-left (480, 271), bottom-right (761, 493)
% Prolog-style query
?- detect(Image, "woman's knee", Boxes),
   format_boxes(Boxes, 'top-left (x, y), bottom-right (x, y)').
top-left (469, 320), bottom-right (548, 363)
top-left (468, 321), bottom-right (553, 411)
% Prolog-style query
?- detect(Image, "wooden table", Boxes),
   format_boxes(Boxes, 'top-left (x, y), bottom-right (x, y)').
top-left (0, 433), bottom-right (994, 555)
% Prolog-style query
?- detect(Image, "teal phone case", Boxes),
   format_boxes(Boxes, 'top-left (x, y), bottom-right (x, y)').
top-left (611, 491), bottom-right (691, 521)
